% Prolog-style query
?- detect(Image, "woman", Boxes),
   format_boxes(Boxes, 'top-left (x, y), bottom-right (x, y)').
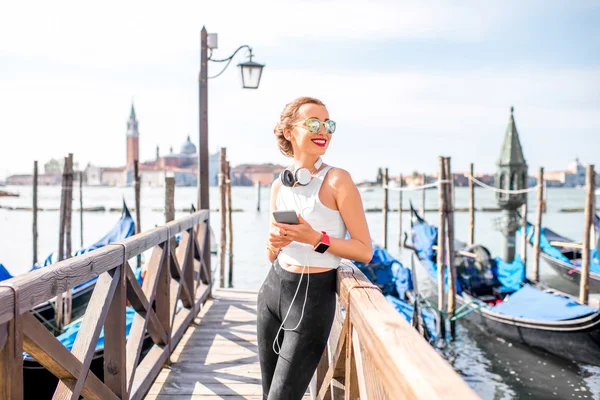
top-left (257, 96), bottom-right (372, 399)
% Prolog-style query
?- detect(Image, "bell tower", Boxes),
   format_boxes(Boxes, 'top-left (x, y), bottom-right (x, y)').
top-left (496, 106), bottom-right (528, 262)
top-left (126, 103), bottom-right (140, 169)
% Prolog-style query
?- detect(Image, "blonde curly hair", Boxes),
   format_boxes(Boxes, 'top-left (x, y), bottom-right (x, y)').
top-left (273, 96), bottom-right (326, 157)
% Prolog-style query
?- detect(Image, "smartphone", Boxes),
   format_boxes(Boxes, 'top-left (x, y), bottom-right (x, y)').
top-left (273, 210), bottom-right (300, 225)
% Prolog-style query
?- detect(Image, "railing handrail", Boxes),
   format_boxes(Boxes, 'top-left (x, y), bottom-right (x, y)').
top-left (333, 260), bottom-right (478, 399)
top-left (0, 210), bottom-right (209, 325)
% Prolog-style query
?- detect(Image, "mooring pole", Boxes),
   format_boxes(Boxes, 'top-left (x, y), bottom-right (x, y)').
top-left (134, 160), bottom-right (141, 270)
top-left (436, 157), bottom-right (447, 340)
top-left (444, 158), bottom-right (456, 340)
top-left (398, 173), bottom-right (403, 248)
top-left (219, 148), bottom-right (227, 288)
top-left (382, 168), bottom-right (389, 249)
top-left (532, 167), bottom-right (544, 282)
top-left (580, 165), bottom-right (595, 304)
top-left (469, 163), bottom-right (475, 246)
top-left (33, 161), bottom-right (38, 265)
top-left (226, 161), bottom-right (234, 288)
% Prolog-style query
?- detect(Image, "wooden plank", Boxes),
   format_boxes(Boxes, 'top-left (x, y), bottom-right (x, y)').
top-left (130, 344), bottom-right (169, 400)
top-left (0, 320), bottom-right (23, 400)
top-left (54, 268), bottom-right (120, 400)
top-left (125, 261), bottom-right (168, 344)
top-left (318, 316), bottom-right (348, 400)
top-left (345, 323), bottom-right (359, 400)
top-left (0, 210), bottom-right (209, 325)
top-left (127, 246), bottom-right (168, 393)
top-left (104, 259), bottom-right (127, 397)
top-left (155, 241), bottom-right (172, 357)
top-left (351, 329), bottom-right (369, 399)
top-left (337, 263), bottom-right (477, 399)
top-left (356, 328), bottom-right (388, 400)
top-left (172, 232), bottom-right (194, 308)
top-left (549, 241), bottom-right (584, 249)
top-left (522, 202), bottom-right (528, 267)
top-left (21, 312), bottom-right (118, 400)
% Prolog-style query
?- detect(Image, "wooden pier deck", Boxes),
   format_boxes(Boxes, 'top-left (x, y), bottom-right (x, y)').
top-left (146, 288), bottom-right (263, 399)
top-left (146, 288), bottom-right (311, 399)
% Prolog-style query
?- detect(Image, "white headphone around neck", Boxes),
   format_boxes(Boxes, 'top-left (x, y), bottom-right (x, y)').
top-left (279, 157), bottom-right (323, 188)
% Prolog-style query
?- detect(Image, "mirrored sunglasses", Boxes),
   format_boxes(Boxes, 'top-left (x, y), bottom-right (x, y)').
top-left (295, 117), bottom-right (336, 134)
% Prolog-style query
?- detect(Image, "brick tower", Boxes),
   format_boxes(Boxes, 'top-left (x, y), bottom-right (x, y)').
top-left (126, 103), bottom-right (140, 169)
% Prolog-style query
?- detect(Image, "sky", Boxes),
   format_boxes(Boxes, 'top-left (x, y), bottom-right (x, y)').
top-left (0, 0), bottom-right (599, 182)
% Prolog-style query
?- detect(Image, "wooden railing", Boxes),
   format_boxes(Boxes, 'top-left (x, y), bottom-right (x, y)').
top-left (0, 210), bottom-right (211, 400)
top-left (316, 261), bottom-right (479, 400)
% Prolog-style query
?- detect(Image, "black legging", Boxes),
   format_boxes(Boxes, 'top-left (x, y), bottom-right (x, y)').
top-left (257, 260), bottom-right (337, 400)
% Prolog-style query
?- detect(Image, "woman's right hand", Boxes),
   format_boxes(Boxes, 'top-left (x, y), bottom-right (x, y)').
top-left (268, 224), bottom-right (292, 250)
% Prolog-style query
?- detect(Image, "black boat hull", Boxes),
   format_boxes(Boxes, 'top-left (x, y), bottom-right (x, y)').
top-left (540, 252), bottom-right (600, 291)
top-left (455, 293), bottom-right (600, 366)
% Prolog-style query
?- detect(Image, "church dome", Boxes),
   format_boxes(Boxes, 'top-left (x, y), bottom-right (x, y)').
top-left (181, 136), bottom-right (197, 154)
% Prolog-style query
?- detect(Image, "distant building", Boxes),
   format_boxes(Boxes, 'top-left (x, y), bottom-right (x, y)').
top-left (84, 103), bottom-right (218, 187)
top-left (231, 163), bottom-right (286, 186)
top-left (6, 174), bottom-right (62, 185)
top-left (545, 158), bottom-right (587, 188)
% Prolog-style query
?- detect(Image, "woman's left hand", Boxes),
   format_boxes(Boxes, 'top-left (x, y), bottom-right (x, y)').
top-left (273, 215), bottom-right (321, 247)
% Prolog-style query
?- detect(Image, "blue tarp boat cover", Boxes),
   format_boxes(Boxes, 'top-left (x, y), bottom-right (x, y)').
top-left (492, 255), bottom-right (525, 293)
top-left (1, 205), bottom-right (135, 284)
top-left (411, 221), bottom-right (463, 293)
top-left (385, 295), bottom-right (437, 339)
top-left (490, 285), bottom-right (598, 321)
top-left (520, 223), bottom-right (600, 275)
top-left (24, 307), bottom-right (136, 360)
top-left (353, 245), bottom-right (412, 297)
top-left (0, 264), bottom-right (11, 281)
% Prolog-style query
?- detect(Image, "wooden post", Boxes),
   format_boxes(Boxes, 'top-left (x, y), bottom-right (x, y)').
top-left (444, 158), bottom-right (456, 339)
top-left (436, 157), bottom-right (446, 339)
top-left (33, 161), bottom-right (38, 265)
top-left (421, 173), bottom-right (426, 215)
top-left (532, 167), bottom-right (544, 282)
top-left (398, 174), bottom-right (403, 248)
top-left (256, 181), bottom-right (261, 211)
top-left (65, 154), bottom-right (73, 259)
top-left (64, 154), bottom-right (74, 326)
top-left (521, 202), bottom-right (528, 268)
top-left (79, 171), bottom-right (83, 247)
top-left (580, 165), bottom-right (595, 304)
top-left (226, 162), bottom-right (234, 288)
top-left (56, 156), bottom-right (68, 331)
top-left (134, 160), bottom-right (141, 270)
top-left (219, 148), bottom-right (227, 288)
top-left (382, 168), bottom-right (389, 249)
top-left (165, 177), bottom-right (175, 222)
top-left (469, 163), bottom-right (475, 246)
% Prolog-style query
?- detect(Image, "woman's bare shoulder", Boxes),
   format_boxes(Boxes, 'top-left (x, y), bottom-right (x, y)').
top-left (325, 167), bottom-right (355, 186)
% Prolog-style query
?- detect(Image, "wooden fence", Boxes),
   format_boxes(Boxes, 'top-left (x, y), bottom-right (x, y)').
top-left (316, 261), bottom-right (478, 399)
top-left (0, 210), bottom-right (211, 399)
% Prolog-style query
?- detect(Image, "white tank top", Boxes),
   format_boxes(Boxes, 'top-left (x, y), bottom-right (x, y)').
top-left (276, 166), bottom-right (347, 269)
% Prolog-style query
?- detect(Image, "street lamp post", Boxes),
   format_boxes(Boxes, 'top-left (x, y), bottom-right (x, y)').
top-left (197, 26), bottom-right (265, 284)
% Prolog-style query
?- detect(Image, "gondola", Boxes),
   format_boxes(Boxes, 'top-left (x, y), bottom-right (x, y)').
top-left (409, 206), bottom-right (600, 366)
top-left (521, 215), bottom-right (600, 290)
top-left (352, 245), bottom-right (437, 342)
top-left (0, 202), bottom-right (136, 331)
